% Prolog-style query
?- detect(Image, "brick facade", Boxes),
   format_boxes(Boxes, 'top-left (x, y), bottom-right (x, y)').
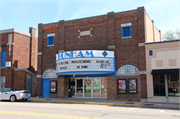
top-left (37, 7), bottom-right (151, 101)
top-left (13, 71), bottom-right (26, 90)
top-left (0, 28), bottom-right (37, 96)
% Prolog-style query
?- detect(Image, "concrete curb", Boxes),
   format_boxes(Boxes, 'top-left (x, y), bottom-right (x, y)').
top-left (28, 100), bottom-right (142, 107)
top-left (141, 104), bottom-right (180, 110)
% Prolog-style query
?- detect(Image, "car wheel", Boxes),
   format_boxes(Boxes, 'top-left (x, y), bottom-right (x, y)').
top-left (10, 95), bottom-right (16, 102)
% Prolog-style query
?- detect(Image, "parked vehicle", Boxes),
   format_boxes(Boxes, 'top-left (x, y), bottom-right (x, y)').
top-left (0, 88), bottom-right (31, 102)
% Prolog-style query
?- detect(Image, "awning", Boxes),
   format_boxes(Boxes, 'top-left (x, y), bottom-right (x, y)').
top-left (151, 69), bottom-right (180, 75)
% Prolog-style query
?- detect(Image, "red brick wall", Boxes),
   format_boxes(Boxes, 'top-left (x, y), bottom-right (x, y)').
top-left (108, 76), bottom-right (141, 101)
top-left (13, 71), bottom-right (26, 90)
top-left (57, 78), bottom-right (68, 98)
top-left (37, 7), bottom-right (147, 99)
top-left (13, 33), bottom-right (30, 69)
top-left (1, 68), bottom-right (13, 88)
top-left (29, 28), bottom-right (38, 72)
top-left (36, 78), bottom-right (42, 96)
top-left (1, 32), bottom-right (14, 88)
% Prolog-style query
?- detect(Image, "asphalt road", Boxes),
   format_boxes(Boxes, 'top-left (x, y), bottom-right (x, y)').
top-left (0, 101), bottom-right (179, 119)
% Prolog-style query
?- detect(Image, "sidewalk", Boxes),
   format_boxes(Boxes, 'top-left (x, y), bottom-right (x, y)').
top-left (28, 97), bottom-right (180, 110)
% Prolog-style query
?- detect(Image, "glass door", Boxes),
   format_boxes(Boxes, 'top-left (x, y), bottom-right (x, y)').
top-left (76, 79), bottom-right (83, 97)
top-left (68, 79), bottom-right (75, 97)
top-left (93, 78), bottom-right (101, 98)
top-left (84, 78), bottom-right (92, 97)
top-left (72, 78), bottom-right (105, 98)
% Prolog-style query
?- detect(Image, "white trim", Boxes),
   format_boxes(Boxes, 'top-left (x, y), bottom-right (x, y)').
top-left (47, 45), bottom-right (54, 47)
top-left (58, 50), bottom-right (64, 53)
top-left (121, 23), bottom-right (132, 27)
top-left (0, 67), bottom-right (6, 69)
top-left (0, 28), bottom-right (30, 37)
top-left (108, 45), bottom-right (115, 49)
top-left (80, 30), bottom-right (91, 36)
top-left (138, 43), bottom-right (145, 47)
top-left (140, 71), bottom-right (146, 74)
top-left (37, 75), bottom-right (41, 78)
top-left (122, 36), bottom-right (131, 39)
top-left (47, 33), bottom-right (55, 36)
top-left (38, 52), bottom-right (42, 55)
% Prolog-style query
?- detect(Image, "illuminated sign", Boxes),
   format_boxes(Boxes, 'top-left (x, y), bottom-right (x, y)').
top-left (56, 50), bottom-right (115, 75)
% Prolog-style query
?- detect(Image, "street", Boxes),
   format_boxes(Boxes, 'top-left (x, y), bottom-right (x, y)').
top-left (0, 101), bottom-right (179, 119)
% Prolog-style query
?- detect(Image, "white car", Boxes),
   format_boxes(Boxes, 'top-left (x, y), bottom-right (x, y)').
top-left (0, 88), bottom-right (31, 102)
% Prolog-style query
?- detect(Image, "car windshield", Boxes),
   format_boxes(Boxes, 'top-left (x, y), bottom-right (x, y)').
top-left (0, 88), bottom-right (13, 92)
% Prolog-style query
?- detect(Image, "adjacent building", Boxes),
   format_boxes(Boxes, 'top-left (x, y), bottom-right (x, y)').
top-left (37, 6), bottom-right (163, 101)
top-left (145, 40), bottom-right (180, 103)
top-left (0, 28), bottom-right (38, 96)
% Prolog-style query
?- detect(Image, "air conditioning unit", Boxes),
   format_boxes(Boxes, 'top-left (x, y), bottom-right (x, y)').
top-left (6, 61), bottom-right (11, 67)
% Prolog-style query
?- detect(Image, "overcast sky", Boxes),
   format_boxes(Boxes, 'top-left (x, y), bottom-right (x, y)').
top-left (0, 0), bottom-right (179, 37)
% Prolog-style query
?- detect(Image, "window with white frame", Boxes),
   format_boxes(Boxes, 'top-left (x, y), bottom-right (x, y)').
top-left (47, 33), bottom-right (55, 46)
top-left (122, 26), bottom-right (131, 37)
top-left (47, 36), bottom-right (54, 46)
top-left (117, 65), bottom-right (139, 76)
top-left (1, 76), bottom-right (6, 89)
top-left (121, 23), bottom-right (132, 38)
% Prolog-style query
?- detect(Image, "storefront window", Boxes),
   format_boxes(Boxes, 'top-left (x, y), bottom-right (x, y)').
top-left (168, 74), bottom-right (179, 96)
top-left (153, 75), bottom-right (165, 96)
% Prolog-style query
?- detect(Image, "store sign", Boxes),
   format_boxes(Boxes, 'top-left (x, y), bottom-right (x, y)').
top-left (56, 50), bottom-right (115, 75)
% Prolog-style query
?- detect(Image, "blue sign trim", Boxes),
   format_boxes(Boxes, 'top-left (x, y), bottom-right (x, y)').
top-left (57, 73), bottom-right (116, 78)
top-left (56, 71), bottom-right (116, 75)
top-left (56, 57), bottom-right (114, 62)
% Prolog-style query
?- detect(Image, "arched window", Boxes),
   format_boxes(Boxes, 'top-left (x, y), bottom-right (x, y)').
top-left (42, 69), bottom-right (57, 78)
top-left (117, 64), bottom-right (140, 76)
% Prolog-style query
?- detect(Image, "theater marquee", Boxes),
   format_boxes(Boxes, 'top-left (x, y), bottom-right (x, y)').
top-left (56, 50), bottom-right (115, 75)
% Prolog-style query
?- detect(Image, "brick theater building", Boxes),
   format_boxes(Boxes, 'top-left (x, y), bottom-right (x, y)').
top-left (37, 7), bottom-right (162, 101)
top-left (0, 28), bottom-right (38, 96)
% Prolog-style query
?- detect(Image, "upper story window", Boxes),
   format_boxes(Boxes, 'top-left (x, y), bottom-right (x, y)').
top-left (121, 23), bottom-right (132, 38)
top-left (1, 52), bottom-right (7, 67)
top-left (122, 26), bottom-right (131, 37)
top-left (117, 64), bottom-right (140, 76)
top-left (47, 33), bottom-right (55, 46)
top-left (47, 36), bottom-right (54, 46)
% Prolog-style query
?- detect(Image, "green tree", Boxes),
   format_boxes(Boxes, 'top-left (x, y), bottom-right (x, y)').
top-left (163, 28), bottom-right (180, 40)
